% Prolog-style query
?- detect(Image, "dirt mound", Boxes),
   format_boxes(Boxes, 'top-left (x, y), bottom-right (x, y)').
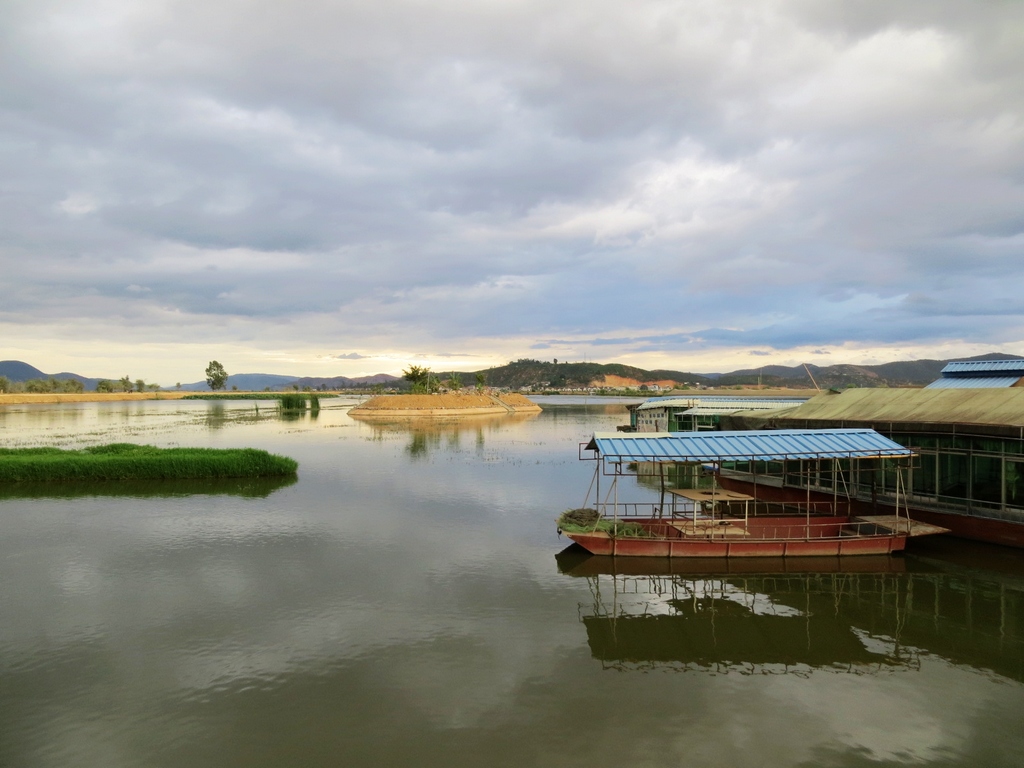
top-left (353, 394), bottom-right (497, 410)
top-left (497, 393), bottom-right (539, 408)
top-left (350, 393), bottom-right (540, 415)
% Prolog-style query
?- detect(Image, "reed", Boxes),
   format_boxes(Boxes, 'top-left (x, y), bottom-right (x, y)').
top-left (0, 444), bottom-right (298, 484)
top-left (279, 393), bottom-right (308, 411)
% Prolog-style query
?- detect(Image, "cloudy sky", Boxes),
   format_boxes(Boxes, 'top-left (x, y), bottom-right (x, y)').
top-left (2, 0), bottom-right (1023, 383)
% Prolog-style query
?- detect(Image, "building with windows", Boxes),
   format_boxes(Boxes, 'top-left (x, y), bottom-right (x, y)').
top-left (631, 395), bottom-right (810, 433)
top-left (722, 386), bottom-right (1024, 548)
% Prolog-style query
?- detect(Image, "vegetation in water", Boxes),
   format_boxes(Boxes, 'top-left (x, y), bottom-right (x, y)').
top-left (557, 508), bottom-right (651, 537)
top-left (0, 444), bottom-right (298, 484)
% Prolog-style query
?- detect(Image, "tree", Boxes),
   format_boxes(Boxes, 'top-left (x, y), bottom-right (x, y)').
top-left (135, 379), bottom-right (146, 392)
top-left (0, 375), bottom-right (9, 393)
top-left (403, 365), bottom-right (440, 393)
top-left (96, 380), bottom-right (114, 393)
top-left (205, 361), bottom-right (228, 391)
top-left (119, 376), bottom-right (133, 392)
top-left (444, 372), bottom-right (462, 391)
top-left (475, 372), bottom-right (486, 392)
top-left (402, 365), bottom-right (430, 387)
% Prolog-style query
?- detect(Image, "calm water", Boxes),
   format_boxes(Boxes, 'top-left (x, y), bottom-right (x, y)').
top-left (1, 397), bottom-right (1023, 767)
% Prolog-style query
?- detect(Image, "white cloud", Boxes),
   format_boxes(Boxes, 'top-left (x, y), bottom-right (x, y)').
top-left (2, 0), bottom-right (1024, 379)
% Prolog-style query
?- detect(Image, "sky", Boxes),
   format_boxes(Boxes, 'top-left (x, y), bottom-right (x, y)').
top-left (2, 0), bottom-right (1023, 384)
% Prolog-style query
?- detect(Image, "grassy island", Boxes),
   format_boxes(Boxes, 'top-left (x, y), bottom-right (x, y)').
top-left (0, 444), bottom-right (298, 484)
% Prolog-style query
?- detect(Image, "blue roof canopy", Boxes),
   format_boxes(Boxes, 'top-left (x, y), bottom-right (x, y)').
top-left (926, 376), bottom-right (1022, 389)
top-left (586, 429), bottom-right (913, 463)
top-left (940, 360), bottom-right (1024, 377)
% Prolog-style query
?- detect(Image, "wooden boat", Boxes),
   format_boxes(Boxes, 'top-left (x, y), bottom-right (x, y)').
top-left (558, 429), bottom-right (948, 558)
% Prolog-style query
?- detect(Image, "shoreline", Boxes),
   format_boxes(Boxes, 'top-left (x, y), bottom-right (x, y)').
top-left (0, 392), bottom-right (193, 405)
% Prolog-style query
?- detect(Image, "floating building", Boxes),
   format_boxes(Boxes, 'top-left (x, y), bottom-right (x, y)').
top-left (630, 360), bottom-right (1024, 549)
top-left (724, 362), bottom-right (1024, 549)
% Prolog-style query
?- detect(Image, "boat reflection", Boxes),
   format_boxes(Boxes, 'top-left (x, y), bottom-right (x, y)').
top-left (557, 545), bottom-right (1024, 680)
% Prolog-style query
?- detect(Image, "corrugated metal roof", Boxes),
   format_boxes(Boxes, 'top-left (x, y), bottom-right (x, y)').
top-left (586, 428), bottom-right (912, 462)
top-left (940, 360), bottom-right (1024, 376)
top-left (764, 387), bottom-right (1024, 428)
top-left (925, 376), bottom-right (1022, 389)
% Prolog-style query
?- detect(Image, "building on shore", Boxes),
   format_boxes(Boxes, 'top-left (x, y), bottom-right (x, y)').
top-left (720, 386), bottom-right (1024, 549)
top-left (630, 395), bottom-right (811, 433)
top-left (629, 361), bottom-right (1024, 549)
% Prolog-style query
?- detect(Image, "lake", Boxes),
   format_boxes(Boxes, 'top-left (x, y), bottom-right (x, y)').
top-left (1, 397), bottom-right (1023, 767)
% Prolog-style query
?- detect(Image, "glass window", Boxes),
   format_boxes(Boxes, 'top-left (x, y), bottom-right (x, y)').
top-left (939, 452), bottom-right (969, 500)
top-left (971, 456), bottom-right (1002, 504)
top-left (912, 452), bottom-right (938, 497)
top-left (1006, 460), bottom-right (1024, 508)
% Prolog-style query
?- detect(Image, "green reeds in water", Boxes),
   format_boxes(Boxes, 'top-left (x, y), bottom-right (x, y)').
top-left (279, 393), bottom-right (308, 410)
top-left (0, 444), bottom-right (298, 484)
top-left (556, 508), bottom-right (650, 538)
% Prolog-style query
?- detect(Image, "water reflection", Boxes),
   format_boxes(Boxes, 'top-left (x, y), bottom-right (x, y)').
top-left (0, 474), bottom-right (296, 500)
top-left (557, 546), bottom-right (1024, 681)
top-left (356, 412), bottom-right (540, 458)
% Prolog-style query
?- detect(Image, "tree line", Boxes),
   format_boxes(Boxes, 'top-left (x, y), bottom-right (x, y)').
top-left (402, 366), bottom-right (485, 394)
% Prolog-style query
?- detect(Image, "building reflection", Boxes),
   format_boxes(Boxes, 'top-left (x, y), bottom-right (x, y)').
top-left (556, 546), bottom-right (1024, 680)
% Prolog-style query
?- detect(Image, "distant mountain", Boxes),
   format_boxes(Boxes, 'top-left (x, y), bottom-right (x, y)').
top-left (471, 359), bottom-right (712, 389)
top-left (0, 360), bottom-right (104, 390)
top-left (712, 353), bottom-right (1024, 389)
top-left (291, 374), bottom-right (401, 390)
top-left (0, 361), bottom-right (47, 381)
top-left (5, 352), bottom-right (1023, 393)
top-left (177, 373), bottom-right (300, 391)
top-left (175, 372), bottom-right (401, 391)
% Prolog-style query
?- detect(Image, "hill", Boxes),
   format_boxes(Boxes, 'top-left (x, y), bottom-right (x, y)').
top-left (291, 374), bottom-right (400, 390)
top-left (0, 360), bottom-right (104, 390)
top-left (4, 352), bottom-right (1023, 393)
top-left (712, 353), bottom-right (1024, 389)
top-left (178, 373), bottom-right (300, 391)
top-left (468, 359), bottom-right (711, 390)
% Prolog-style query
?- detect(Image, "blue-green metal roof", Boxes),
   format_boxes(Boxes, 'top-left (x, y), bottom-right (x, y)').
top-left (586, 428), bottom-right (912, 462)
top-left (940, 360), bottom-right (1024, 377)
top-left (926, 376), bottom-right (1021, 389)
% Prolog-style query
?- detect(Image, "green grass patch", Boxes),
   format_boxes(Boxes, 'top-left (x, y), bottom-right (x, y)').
top-left (0, 444), bottom-right (298, 484)
top-left (556, 508), bottom-right (651, 538)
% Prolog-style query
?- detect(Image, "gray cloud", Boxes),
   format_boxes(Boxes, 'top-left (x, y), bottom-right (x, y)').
top-left (2, 0), bottom-right (1023, 376)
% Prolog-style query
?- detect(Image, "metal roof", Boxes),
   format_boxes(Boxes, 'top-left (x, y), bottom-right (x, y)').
top-left (940, 360), bottom-right (1024, 376)
top-left (925, 376), bottom-right (1022, 389)
top-left (586, 428), bottom-right (912, 462)
top-left (759, 387), bottom-right (1024, 428)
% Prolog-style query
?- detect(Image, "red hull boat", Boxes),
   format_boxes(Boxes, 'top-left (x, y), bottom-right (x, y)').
top-left (561, 429), bottom-right (948, 558)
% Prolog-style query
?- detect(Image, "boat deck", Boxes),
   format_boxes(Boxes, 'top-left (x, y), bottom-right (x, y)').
top-left (853, 515), bottom-right (950, 537)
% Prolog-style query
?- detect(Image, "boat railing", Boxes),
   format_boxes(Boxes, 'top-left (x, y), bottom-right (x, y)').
top-left (593, 499), bottom-right (850, 521)
top-left (589, 503), bottom-right (905, 541)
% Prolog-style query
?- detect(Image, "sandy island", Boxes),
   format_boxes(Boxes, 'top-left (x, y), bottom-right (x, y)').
top-left (349, 393), bottom-right (541, 417)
